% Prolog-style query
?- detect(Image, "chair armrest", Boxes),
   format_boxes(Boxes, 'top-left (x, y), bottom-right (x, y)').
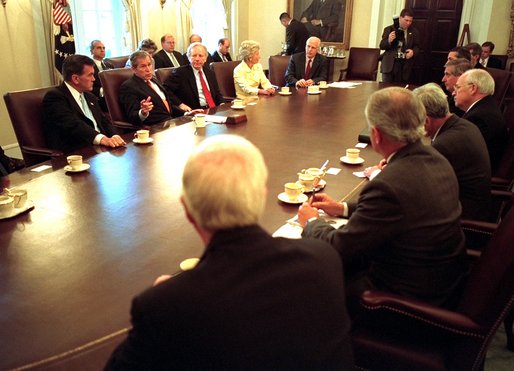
top-left (491, 176), bottom-right (511, 190)
top-left (112, 120), bottom-right (139, 131)
top-left (223, 95), bottom-right (237, 102)
top-left (23, 146), bottom-right (63, 158)
top-left (360, 290), bottom-right (484, 338)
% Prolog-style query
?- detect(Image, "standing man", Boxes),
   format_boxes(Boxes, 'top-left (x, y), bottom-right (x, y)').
top-left (413, 83), bottom-right (491, 221)
top-left (298, 87), bottom-right (468, 309)
top-left (454, 68), bottom-right (508, 172)
top-left (465, 42), bottom-right (486, 69)
top-left (153, 34), bottom-right (187, 69)
top-left (105, 135), bottom-right (354, 370)
top-left (42, 55), bottom-right (125, 153)
top-left (379, 8), bottom-right (420, 83)
top-left (480, 41), bottom-right (503, 69)
top-left (285, 36), bottom-right (328, 88)
top-left (120, 51), bottom-right (180, 126)
top-left (441, 58), bottom-right (472, 116)
top-left (279, 12), bottom-right (310, 56)
top-left (300, 0), bottom-right (340, 40)
top-left (89, 40), bottom-right (114, 112)
top-left (211, 38), bottom-right (232, 62)
top-left (164, 43), bottom-right (224, 112)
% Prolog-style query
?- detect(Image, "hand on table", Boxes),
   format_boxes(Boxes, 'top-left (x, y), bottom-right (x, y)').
top-left (100, 135), bottom-right (126, 148)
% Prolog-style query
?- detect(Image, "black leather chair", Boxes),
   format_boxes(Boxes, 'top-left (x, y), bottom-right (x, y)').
top-left (339, 47), bottom-right (380, 81)
top-left (268, 55), bottom-right (290, 87)
top-left (99, 68), bottom-right (139, 131)
top-left (4, 87), bottom-right (63, 166)
top-left (352, 206), bottom-right (514, 371)
top-left (486, 67), bottom-right (513, 108)
top-left (155, 67), bottom-right (178, 84)
top-left (210, 61), bottom-right (239, 101)
top-left (105, 55), bottom-right (130, 69)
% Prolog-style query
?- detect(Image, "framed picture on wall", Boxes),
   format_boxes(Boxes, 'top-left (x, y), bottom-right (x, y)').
top-left (288, 0), bottom-right (353, 49)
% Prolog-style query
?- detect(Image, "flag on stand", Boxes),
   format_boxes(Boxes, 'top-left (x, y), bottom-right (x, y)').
top-left (53, 0), bottom-right (75, 73)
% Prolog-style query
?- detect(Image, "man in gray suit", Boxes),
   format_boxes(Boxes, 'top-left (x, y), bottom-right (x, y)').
top-left (298, 87), bottom-right (468, 309)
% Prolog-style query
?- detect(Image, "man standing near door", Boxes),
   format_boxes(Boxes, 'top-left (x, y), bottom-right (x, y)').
top-left (379, 8), bottom-right (420, 83)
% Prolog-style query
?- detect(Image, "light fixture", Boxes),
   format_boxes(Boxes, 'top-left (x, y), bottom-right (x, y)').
top-left (1, 0), bottom-right (7, 7)
top-left (160, 0), bottom-right (165, 9)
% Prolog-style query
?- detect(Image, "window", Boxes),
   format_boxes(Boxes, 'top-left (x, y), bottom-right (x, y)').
top-left (70, 0), bottom-right (129, 58)
top-left (190, 0), bottom-right (227, 53)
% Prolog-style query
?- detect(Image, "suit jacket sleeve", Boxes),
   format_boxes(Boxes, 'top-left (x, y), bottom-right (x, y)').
top-left (285, 24), bottom-right (297, 56)
top-left (302, 178), bottom-right (403, 265)
top-left (119, 81), bottom-right (146, 126)
top-left (311, 55), bottom-right (328, 83)
top-left (285, 55), bottom-right (300, 86)
top-left (379, 25), bottom-right (395, 50)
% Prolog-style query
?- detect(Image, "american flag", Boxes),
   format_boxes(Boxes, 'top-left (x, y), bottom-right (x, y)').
top-left (53, 0), bottom-right (72, 25)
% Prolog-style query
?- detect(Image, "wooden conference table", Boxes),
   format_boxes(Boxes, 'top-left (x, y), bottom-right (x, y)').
top-left (0, 82), bottom-right (385, 370)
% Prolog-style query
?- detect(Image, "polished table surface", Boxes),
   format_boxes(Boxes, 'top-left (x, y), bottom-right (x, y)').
top-left (0, 82), bottom-right (385, 369)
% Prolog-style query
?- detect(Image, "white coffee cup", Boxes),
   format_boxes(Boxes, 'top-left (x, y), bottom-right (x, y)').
top-left (67, 155), bottom-right (83, 170)
top-left (10, 189), bottom-right (28, 208)
top-left (135, 129), bottom-right (150, 141)
top-left (232, 99), bottom-right (244, 108)
top-left (346, 148), bottom-right (361, 162)
top-left (305, 167), bottom-right (325, 179)
top-left (284, 182), bottom-right (303, 201)
top-left (319, 80), bottom-right (328, 88)
top-left (0, 195), bottom-right (14, 215)
top-left (298, 173), bottom-right (315, 191)
top-left (281, 86), bottom-right (290, 93)
top-left (308, 85), bottom-right (320, 93)
top-left (193, 114), bottom-right (206, 128)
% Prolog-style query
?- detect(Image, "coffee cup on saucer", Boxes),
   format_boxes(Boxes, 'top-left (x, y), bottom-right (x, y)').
top-left (67, 155), bottom-right (83, 170)
top-left (232, 99), bottom-right (245, 109)
top-left (307, 85), bottom-right (320, 93)
top-left (0, 195), bottom-right (14, 216)
top-left (319, 80), bottom-right (328, 88)
top-left (10, 189), bottom-right (28, 208)
top-left (134, 129), bottom-right (150, 141)
top-left (305, 167), bottom-right (325, 179)
top-left (281, 86), bottom-right (290, 93)
top-left (298, 173), bottom-right (315, 191)
top-left (193, 114), bottom-right (207, 128)
top-left (346, 148), bottom-right (361, 162)
top-left (284, 182), bottom-right (303, 201)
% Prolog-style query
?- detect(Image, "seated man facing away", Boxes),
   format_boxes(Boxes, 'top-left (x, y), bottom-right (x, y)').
top-left (285, 36), bottom-right (328, 88)
top-left (43, 55), bottom-right (126, 154)
top-left (105, 135), bottom-right (354, 370)
top-left (164, 42), bottom-right (224, 112)
top-left (413, 83), bottom-right (491, 221)
top-left (120, 51), bottom-right (180, 126)
top-left (454, 68), bottom-right (508, 173)
top-left (299, 87), bottom-right (468, 309)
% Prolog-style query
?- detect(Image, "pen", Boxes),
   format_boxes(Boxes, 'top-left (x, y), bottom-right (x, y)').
top-left (320, 159), bottom-right (329, 170)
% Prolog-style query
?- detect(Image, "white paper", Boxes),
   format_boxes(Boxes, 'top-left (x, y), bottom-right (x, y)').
top-left (329, 81), bottom-right (362, 89)
top-left (325, 167), bottom-right (341, 175)
top-left (204, 115), bottom-right (227, 124)
top-left (272, 212), bottom-right (349, 239)
top-left (31, 165), bottom-right (52, 172)
top-left (353, 171), bottom-right (367, 178)
top-left (355, 142), bottom-right (368, 148)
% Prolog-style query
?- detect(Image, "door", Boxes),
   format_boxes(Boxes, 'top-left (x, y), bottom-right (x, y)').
top-left (406, 0), bottom-right (464, 85)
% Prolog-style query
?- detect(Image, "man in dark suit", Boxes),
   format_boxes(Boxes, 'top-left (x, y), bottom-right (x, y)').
top-left (285, 36), bottom-right (328, 87)
top-left (466, 42), bottom-right (486, 70)
top-left (299, 87), bottom-right (468, 309)
top-left (105, 134), bottom-right (354, 370)
top-left (455, 68), bottom-right (508, 172)
top-left (481, 41), bottom-right (503, 69)
top-left (211, 37), bottom-right (232, 62)
top-left (42, 55), bottom-right (125, 154)
top-left (120, 51), bottom-right (181, 126)
top-left (442, 58), bottom-right (472, 117)
top-left (164, 43), bottom-right (224, 112)
top-left (280, 12), bottom-right (310, 55)
top-left (89, 40), bottom-right (114, 112)
top-left (300, 0), bottom-right (340, 40)
top-left (183, 34), bottom-right (214, 66)
top-left (153, 34), bottom-right (187, 69)
top-left (379, 8), bottom-right (420, 83)
top-left (414, 83), bottom-right (491, 221)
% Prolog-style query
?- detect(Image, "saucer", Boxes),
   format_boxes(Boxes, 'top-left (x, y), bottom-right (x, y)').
top-left (278, 91), bottom-right (292, 96)
top-left (231, 105), bottom-right (246, 110)
top-left (64, 163), bottom-right (91, 172)
top-left (278, 192), bottom-right (308, 204)
top-left (0, 200), bottom-right (35, 220)
top-left (340, 156), bottom-right (365, 165)
top-left (180, 257), bottom-right (200, 271)
top-left (319, 85), bottom-right (329, 89)
top-left (133, 137), bottom-right (154, 144)
top-left (300, 179), bottom-right (327, 193)
top-left (307, 90), bottom-right (322, 95)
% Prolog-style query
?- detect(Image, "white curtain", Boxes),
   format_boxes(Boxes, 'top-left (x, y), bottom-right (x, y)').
top-left (122, 0), bottom-right (142, 52)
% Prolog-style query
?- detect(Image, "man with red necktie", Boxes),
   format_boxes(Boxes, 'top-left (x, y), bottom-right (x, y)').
top-left (164, 42), bottom-right (224, 113)
top-left (285, 36), bottom-right (328, 88)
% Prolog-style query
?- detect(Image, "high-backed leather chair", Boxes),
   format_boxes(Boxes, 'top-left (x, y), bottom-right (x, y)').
top-left (155, 67), bottom-right (177, 84)
top-left (105, 55), bottom-right (130, 69)
top-left (268, 55), bottom-right (290, 87)
top-left (351, 205), bottom-right (514, 371)
top-left (4, 87), bottom-right (63, 166)
top-left (486, 67), bottom-right (513, 108)
top-left (99, 68), bottom-right (138, 131)
top-left (339, 47), bottom-right (380, 81)
top-left (210, 61), bottom-right (239, 101)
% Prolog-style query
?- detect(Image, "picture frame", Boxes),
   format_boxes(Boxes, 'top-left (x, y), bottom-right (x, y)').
top-left (287, 0), bottom-right (353, 49)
